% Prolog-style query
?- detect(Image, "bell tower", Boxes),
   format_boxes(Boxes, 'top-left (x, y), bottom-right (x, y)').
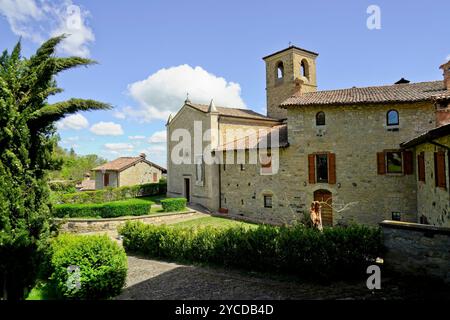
top-left (263, 45), bottom-right (318, 119)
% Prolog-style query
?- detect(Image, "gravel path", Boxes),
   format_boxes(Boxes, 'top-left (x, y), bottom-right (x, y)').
top-left (115, 256), bottom-right (450, 300)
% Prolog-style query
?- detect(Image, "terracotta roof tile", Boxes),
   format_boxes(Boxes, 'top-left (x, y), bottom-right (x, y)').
top-left (186, 103), bottom-right (280, 122)
top-left (92, 157), bottom-right (140, 171)
top-left (218, 124), bottom-right (288, 151)
top-left (281, 81), bottom-right (447, 107)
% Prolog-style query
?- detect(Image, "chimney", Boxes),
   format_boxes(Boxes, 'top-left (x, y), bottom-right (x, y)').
top-left (139, 153), bottom-right (146, 159)
top-left (440, 60), bottom-right (450, 90)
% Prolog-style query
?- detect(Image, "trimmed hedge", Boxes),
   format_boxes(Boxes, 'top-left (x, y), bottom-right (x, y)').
top-left (161, 198), bottom-right (187, 212)
top-left (55, 181), bottom-right (167, 204)
top-left (53, 198), bottom-right (152, 218)
top-left (49, 180), bottom-right (77, 193)
top-left (50, 234), bottom-right (127, 299)
top-left (119, 222), bottom-right (383, 280)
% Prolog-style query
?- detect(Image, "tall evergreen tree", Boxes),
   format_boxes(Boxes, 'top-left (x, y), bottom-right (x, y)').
top-left (0, 35), bottom-right (111, 299)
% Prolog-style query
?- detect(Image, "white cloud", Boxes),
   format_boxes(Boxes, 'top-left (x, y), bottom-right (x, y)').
top-left (148, 130), bottom-right (166, 143)
top-left (56, 113), bottom-right (88, 130)
top-left (124, 64), bottom-right (246, 122)
top-left (0, 0), bottom-right (95, 57)
top-left (139, 144), bottom-right (166, 156)
top-left (446, 54), bottom-right (450, 62)
top-left (104, 143), bottom-right (134, 152)
top-left (128, 135), bottom-right (145, 140)
top-left (90, 121), bottom-right (124, 136)
top-left (113, 110), bottom-right (126, 119)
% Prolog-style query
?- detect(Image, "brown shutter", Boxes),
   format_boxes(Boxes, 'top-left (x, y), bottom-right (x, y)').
top-left (377, 152), bottom-right (385, 175)
top-left (403, 151), bottom-right (413, 175)
top-left (328, 153), bottom-right (336, 184)
top-left (418, 152), bottom-right (425, 182)
top-left (308, 154), bottom-right (315, 184)
top-left (435, 151), bottom-right (447, 189)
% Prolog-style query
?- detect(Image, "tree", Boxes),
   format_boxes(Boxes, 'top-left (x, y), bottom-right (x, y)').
top-left (0, 35), bottom-right (111, 299)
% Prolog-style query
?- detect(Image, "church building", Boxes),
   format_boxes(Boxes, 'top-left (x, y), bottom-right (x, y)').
top-left (166, 45), bottom-right (450, 227)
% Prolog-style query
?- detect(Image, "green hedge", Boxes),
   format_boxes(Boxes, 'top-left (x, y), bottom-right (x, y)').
top-left (160, 198), bottom-right (187, 212)
top-left (53, 198), bottom-right (152, 218)
top-left (49, 181), bottom-right (77, 193)
top-left (55, 181), bottom-right (167, 204)
top-left (49, 234), bottom-right (127, 299)
top-left (119, 222), bottom-right (383, 280)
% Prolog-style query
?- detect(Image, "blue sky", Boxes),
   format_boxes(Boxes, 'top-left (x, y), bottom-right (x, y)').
top-left (1, 0), bottom-right (449, 167)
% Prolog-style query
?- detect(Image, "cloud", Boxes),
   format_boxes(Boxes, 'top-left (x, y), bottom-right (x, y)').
top-left (447, 54), bottom-right (450, 62)
top-left (0, 0), bottom-right (95, 57)
top-left (128, 135), bottom-right (146, 140)
top-left (56, 113), bottom-right (88, 130)
top-left (90, 121), bottom-right (124, 136)
top-left (124, 64), bottom-right (246, 122)
top-left (148, 130), bottom-right (166, 143)
top-left (139, 144), bottom-right (166, 156)
top-left (104, 143), bottom-right (134, 152)
top-left (113, 110), bottom-right (126, 119)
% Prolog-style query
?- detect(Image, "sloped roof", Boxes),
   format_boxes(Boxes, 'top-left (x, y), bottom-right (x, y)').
top-left (92, 157), bottom-right (166, 173)
top-left (401, 123), bottom-right (450, 148)
top-left (281, 81), bottom-right (447, 108)
top-left (186, 102), bottom-right (280, 122)
top-left (218, 124), bottom-right (288, 151)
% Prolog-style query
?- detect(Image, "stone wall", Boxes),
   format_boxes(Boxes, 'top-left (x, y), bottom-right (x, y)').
top-left (56, 211), bottom-right (196, 233)
top-left (221, 101), bottom-right (436, 226)
top-left (380, 220), bottom-right (450, 283)
top-left (94, 170), bottom-right (118, 189)
top-left (119, 161), bottom-right (162, 187)
top-left (414, 135), bottom-right (450, 227)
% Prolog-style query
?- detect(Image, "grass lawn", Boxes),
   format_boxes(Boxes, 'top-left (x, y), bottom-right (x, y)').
top-left (170, 216), bottom-right (257, 229)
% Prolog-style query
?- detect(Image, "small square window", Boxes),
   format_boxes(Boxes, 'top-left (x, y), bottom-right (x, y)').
top-left (392, 212), bottom-right (401, 221)
top-left (386, 152), bottom-right (403, 174)
top-left (264, 195), bottom-right (273, 208)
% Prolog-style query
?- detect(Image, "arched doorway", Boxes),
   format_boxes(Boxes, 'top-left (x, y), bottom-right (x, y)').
top-left (313, 189), bottom-right (333, 226)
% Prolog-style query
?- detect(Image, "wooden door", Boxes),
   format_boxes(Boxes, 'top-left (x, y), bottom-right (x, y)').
top-left (313, 190), bottom-right (333, 227)
top-left (184, 178), bottom-right (190, 202)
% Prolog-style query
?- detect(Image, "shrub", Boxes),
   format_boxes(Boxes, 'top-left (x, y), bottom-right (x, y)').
top-left (161, 198), bottom-right (187, 212)
top-left (119, 222), bottom-right (383, 281)
top-left (50, 234), bottom-right (127, 299)
top-left (53, 198), bottom-right (152, 218)
top-left (49, 181), bottom-right (78, 193)
top-left (55, 181), bottom-right (166, 204)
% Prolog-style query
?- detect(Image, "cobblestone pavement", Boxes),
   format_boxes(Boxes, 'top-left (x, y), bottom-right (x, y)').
top-left (116, 256), bottom-right (450, 300)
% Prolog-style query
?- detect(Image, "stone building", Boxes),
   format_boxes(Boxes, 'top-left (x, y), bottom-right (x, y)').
top-left (92, 153), bottom-right (166, 189)
top-left (166, 46), bottom-right (450, 226)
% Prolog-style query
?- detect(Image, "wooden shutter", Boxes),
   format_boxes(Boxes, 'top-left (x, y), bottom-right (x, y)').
top-left (328, 153), bottom-right (336, 184)
top-left (403, 151), bottom-right (413, 175)
top-left (417, 152), bottom-right (425, 182)
top-left (377, 152), bottom-right (385, 175)
top-left (435, 151), bottom-right (447, 189)
top-left (308, 154), bottom-right (315, 184)
top-left (104, 173), bottom-right (109, 187)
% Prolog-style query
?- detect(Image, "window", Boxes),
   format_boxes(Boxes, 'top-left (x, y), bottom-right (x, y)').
top-left (417, 152), bottom-right (425, 182)
top-left (392, 212), bottom-right (401, 221)
top-left (153, 172), bottom-right (158, 182)
top-left (316, 111), bottom-right (325, 126)
top-left (264, 195), bottom-right (273, 208)
top-left (316, 154), bottom-right (328, 183)
top-left (386, 110), bottom-right (399, 126)
top-left (195, 155), bottom-right (204, 184)
top-left (276, 61), bottom-right (284, 79)
top-left (308, 153), bottom-right (336, 184)
top-left (240, 164), bottom-right (245, 171)
top-left (301, 59), bottom-right (309, 79)
top-left (223, 163), bottom-right (226, 171)
top-left (434, 151), bottom-right (447, 189)
top-left (386, 151), bottom-right (403, 173)
top-left (377, 151), bottom-right (413, 175)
